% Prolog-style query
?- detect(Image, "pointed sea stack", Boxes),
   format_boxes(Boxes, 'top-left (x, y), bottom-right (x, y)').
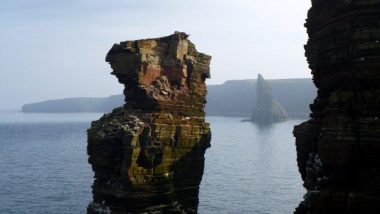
top-left (87, 32), bottom-right (211, 213)
top-left (294, 1), bottom-right (380, 213)
top-left (251, 74), bottom-right (288, 123)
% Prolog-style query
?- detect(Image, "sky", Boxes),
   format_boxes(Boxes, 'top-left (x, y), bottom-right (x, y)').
top-left (0, 0), bottom-right (311, 110)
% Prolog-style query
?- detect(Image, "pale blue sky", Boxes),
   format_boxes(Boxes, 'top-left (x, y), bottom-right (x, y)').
top-left (0, 0), bottom-right (311, 110)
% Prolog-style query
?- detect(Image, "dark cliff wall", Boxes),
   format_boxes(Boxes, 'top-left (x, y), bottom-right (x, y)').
top-left (87, 32), bottom-right (211, 213)
top-left (294, 0), bottom-right (380, 213)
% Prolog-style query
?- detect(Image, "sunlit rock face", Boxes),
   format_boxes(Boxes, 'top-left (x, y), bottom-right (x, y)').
top-left (87, 32), bottom-right (211, 213)
top-left (294, 1), bottom-right (380, 213)
top-left (251, 74), bottom-right (288, 124)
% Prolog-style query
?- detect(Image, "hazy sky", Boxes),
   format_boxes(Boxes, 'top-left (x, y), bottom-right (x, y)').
top-left (0, 0), bottom-right (311, 110)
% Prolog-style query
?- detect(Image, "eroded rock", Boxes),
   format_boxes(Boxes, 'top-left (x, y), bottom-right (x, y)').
top-left (294, 1), bottom-right (380, 213)
top-left (251, 74), bottom-right (288, 123)
top-left (87, 32), bottom-right (211, 213)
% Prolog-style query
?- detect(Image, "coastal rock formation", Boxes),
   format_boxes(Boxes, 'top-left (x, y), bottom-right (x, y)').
top-left (294, 1), bottom-right (380, 213)
top-left (87, 32), bottom-right (211, 213)
top-left (251, 74), bottom-right (288, 123)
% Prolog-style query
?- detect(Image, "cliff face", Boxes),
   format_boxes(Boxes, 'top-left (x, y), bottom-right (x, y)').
top-left (251, 74), bottom-right (288, 123)
top-left (87, 32), bottom-right (211, 213)
top-left (294, 1), bottom-right (380, 213)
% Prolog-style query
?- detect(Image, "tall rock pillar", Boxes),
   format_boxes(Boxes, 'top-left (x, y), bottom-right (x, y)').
top-left (251, 74), bottom-right (288, 124)
top-left (87, 32), bottom-right (211, 213)
top-left (294, 1), bottom-right (380, 213)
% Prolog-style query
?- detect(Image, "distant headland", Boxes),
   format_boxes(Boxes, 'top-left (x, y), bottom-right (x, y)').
top-left (21, 78), bottom-right (316, 118)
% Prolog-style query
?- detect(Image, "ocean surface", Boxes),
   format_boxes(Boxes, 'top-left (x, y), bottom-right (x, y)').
top-left (0, 112), bottom-right (305, 214)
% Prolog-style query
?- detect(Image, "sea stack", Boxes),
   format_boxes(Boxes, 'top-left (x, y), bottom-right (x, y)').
top-left (294, 1), bottom-right (380, 213)
top-left (251, 74), bottom-right (288, 124)
top-left (87, 32), bottom-right (212, 213)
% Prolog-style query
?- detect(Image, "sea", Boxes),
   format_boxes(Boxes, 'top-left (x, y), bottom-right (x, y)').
top-left (0, 112), bottom-right (305, 214)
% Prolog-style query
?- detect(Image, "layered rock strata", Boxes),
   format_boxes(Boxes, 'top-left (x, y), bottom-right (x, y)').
top-left (251, 74), bottom-right (288, 123)
top-left (294, 1), bottom-right (380, 213)
top-left (87, 32), bottom-right (211, 213)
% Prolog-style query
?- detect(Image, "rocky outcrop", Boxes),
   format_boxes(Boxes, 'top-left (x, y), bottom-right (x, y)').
top-left (251, 74), bottom-right (288, 123)
top-left (87, 32), bottom-right (211, 213)
top-left (294, 1), bottom-right (380, 213)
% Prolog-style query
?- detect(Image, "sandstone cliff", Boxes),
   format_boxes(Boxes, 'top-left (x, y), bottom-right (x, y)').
top-left (294, 1), bottom-right (380, 213)
top-left (251, 74), bottom-right (288, 123)
top-left (87, 32), bottom-right (211, 213)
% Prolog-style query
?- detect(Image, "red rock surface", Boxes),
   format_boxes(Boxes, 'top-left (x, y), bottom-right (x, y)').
top-left (87, 32), bottom-right (211, 213)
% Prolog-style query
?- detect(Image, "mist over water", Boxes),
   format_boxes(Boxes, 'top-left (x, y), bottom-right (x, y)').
top-left (0, 112), bottom-right (304, 213)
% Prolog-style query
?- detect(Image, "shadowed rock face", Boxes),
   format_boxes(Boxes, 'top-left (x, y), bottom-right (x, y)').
top-left (87, 32), bottom-right (211, 213)
top-left (251, 74), bottom-right (288, 123)
top-left (294, 1), bottom-right (380, 213)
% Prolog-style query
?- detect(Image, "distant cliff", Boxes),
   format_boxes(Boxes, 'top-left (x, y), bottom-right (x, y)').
top-left (206, 78), bottom-right (316, 118)
top-left (22, 78), bottom-right (316, 117)
top-left (21, 95), bottom-right (124, 113)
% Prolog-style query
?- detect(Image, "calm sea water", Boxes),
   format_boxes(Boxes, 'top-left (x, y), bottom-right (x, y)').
top-left (0, 112), bottom-right (305, 214)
